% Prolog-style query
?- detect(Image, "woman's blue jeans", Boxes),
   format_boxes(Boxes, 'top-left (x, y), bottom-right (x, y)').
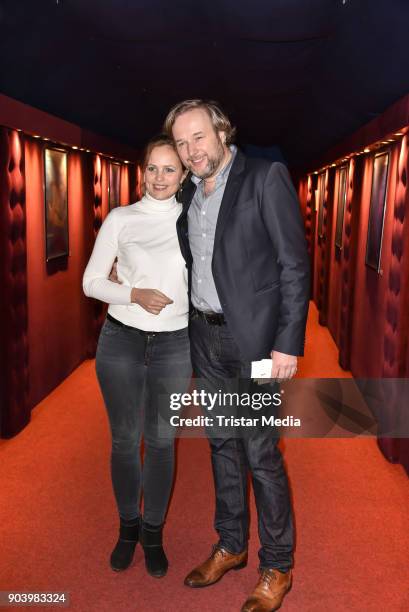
top-left (96, 317), bottom-right (192, 525)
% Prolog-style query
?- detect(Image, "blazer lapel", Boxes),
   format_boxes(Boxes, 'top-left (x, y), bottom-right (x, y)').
top-left (180, 173), bottom-right (196, 208)
top-left (176, 174), bottom-right (196, 265)
top-left (213, 149), bottom-right (246, 252)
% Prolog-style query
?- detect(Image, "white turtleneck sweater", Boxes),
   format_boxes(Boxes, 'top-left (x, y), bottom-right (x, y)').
top-left (83, 193), bottom-right (188, 331)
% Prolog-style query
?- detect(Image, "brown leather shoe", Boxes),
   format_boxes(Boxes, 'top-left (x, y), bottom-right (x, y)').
top-left (184, 545), bottom-right (248, 588)
top-left (241, 568), bottom-right (292, 611)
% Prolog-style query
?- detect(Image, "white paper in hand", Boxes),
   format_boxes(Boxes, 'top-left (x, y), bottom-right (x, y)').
top-left (251, 359), bottom-right (273, 379)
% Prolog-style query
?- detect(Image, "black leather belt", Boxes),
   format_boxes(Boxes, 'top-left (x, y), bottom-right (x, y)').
top-left (191, 307), bottom-right (226, 326)
top-left (106, 313), bottom-right (159, 335)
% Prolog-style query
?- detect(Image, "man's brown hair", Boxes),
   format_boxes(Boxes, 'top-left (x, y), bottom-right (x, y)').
top-left (163, 99), bottom-right (236, 145)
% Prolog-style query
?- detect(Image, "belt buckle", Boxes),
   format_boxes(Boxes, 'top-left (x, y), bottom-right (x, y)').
top-left (205, 312), bottom-right (222, 325)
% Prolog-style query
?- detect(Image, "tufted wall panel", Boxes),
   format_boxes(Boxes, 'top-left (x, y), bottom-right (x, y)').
top-left (0, 128), bottom-right (30, 437)
top-left (119, 164), bottom-right (130, 205)
top-left (297, 174), bottom-right (315, 299)
top-left (90, 154), bottom-right (105, 354)
top-left (306, 176), bottom-right (314, 288)
top-left (129, 163), bottom-right (138, 204)
top-left (400, 328), bottom-right (409, 474)
top-left (136, 165), bottom-right (143, 201)
top-left (317, 169), bottom-right (335, 326)
top-left (327, 169), bottom-right (343, 345)
top-left (378, 136), bottom-right (409, 468)
top-left (313, 174), bottom-right (324, 306)
top-left (93, 155), bottom-right (103, 235)
top-left (25, 143), bottom-right (96, 410)
top-left (338, 157), bottom-right (363, 370)
top-left (304, 175), bottom-right (313, 255)
top-left (382, 135), bottom-right (409, 378)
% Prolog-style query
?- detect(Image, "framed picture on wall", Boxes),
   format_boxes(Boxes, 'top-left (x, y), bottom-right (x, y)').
top-left (335, 165), bottom-right (348, 250)
top-left (365, 151), bottom-right (390, 272)
top-left (109, 162), bottom-right (121, 209)
top-left (44, 147), bottom-right (68, 261)
top-left (317, 172), bottom-right (326, 238)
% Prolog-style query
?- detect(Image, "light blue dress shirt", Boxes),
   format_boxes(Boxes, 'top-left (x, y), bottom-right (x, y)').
top-left (188, 146), bottom-right (237, 313)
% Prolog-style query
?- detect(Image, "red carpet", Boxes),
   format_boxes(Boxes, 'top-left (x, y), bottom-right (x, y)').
top-left (1, 303), bottom-right (408, 611)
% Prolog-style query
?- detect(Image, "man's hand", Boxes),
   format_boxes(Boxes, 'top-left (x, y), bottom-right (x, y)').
top-left (131, 288), bottom-right (173, 315)
top-left (270, 350), bottom-right (297, 381)
top-left (109, 261), bottom-right (121, 284)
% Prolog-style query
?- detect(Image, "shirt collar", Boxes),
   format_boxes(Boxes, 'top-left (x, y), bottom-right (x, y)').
top-left (191, 145), bottom-right (237, 186)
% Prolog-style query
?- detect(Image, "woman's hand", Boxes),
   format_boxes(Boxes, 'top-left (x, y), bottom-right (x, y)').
top-left (131, 288), bottom-right (174, 315)
top-left (109, 261), bottom-right (121, 284)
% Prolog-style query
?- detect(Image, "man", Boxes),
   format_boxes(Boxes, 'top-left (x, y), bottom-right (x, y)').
top-left (163, 100), bottom-right (310, 612)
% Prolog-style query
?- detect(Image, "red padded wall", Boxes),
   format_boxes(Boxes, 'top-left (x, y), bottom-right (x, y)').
top-left (299, 174), bottom-right (315, 296)
top-left (382, 135), bottom-right (409, 377)
top-left (338, 157), bottom-right (364, 370)
top-left (314, 169), bottom-right (335, 326)
top-left (87, 156), bottom-right (134, 355)
top-left (327, 169), bottom-right (343, 344)
top-left (120, 164), bottom-right (130, 205)
top-left (377, 135), bottom-right (409, 472)
top-left (297, 95), bottom-right (409, 472)
top-left (350, 147), bottom-right (399, 377)
top-left (25, 140), bottom-right (95, 409)
top-left (0, 128), bottom-right (30, 437)
top-left (0, 95), bottom-right (140, 438)
top-left (312, 175), bottom-right (324, 306)
top-left (89, 154), bottom-right (106, 355)
top-left (400, 334), bottom-right (409, 474)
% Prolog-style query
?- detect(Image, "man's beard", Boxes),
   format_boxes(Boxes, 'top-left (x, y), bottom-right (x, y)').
top-left (189, 140), bottom-right (225, 179)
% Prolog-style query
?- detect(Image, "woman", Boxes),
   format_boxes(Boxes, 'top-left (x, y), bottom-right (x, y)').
top-left (83, 135), bottom-right (191, 578)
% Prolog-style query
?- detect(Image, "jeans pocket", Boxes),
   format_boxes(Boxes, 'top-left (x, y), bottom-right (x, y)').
top-left (101, 319), bottom-right (122, 337)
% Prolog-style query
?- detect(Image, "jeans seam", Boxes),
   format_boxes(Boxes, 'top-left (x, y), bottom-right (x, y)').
top-left (234, 441), bottom-right (246, 549)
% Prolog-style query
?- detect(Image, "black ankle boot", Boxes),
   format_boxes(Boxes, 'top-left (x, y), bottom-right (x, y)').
top-left (110, 517), bottom-right (139, 571)
top-left (140, 522), bottom-right (168, 578)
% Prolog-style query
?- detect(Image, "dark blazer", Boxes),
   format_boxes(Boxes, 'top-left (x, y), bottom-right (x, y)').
top-left (177, 149), bottom-right (310, 361)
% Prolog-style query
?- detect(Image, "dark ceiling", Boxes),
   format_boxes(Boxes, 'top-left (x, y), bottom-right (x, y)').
top-left (1, 0), bottom-right (408, 168)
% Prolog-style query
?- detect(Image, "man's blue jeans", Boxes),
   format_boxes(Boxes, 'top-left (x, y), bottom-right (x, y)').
top-left (190, 312), bottom-right (294, 571)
